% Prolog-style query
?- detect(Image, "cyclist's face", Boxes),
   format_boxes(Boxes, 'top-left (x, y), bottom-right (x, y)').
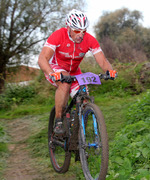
top-left (68, 27), bottom-right (86, 43)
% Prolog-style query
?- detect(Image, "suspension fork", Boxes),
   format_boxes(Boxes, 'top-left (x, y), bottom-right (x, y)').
top-left (77, 97), bottom-right (86, 145)
top-left (92, 113), bottom-right (100, 148)
top-left (92, 114), bottom-right (98, 136)
top-left (80, 104), bottom-right (99, 149)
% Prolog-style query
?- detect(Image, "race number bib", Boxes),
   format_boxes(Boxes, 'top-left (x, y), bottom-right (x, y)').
top-left (75, 72), bottom-right (101, 85)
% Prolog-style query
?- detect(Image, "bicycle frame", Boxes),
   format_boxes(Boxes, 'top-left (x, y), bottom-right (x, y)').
top-left (61, 72), bottom-right (104, 151)
top-left (62, 85), bottom-right (92, 151)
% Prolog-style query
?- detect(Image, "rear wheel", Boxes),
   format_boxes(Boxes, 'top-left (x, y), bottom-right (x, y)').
top-left (79, 103), bottom-right (109, 180)
top-left (48, 106), bottom-right (71, 173)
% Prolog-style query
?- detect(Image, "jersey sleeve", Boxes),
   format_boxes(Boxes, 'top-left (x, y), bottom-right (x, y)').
top-left (44, 29), bottom-right (61, 51)
top-left (87, 33), bottom-right (103, 55)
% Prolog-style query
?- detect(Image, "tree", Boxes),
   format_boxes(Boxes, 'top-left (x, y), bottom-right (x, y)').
top-left (95, 8), bottom-right (143, 41)
top-left (0, 0), bottom-right (85, 92)
top-left (95, 8), bottom-right (143, 38)
top-left (94, 8), bottom-right (149, 62)
top-left (141, 27), bottom-right (150, 58)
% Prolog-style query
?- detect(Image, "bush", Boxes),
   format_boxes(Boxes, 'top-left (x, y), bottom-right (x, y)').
top-left (0, 84), bottom-right (36, 109)
top-left (127, 91), bottom-right (150, 124)
top-left (107, 91), bottom-right (150, 180)
top-left (100, 37), bottom-right (147, 63)
top-left (139, 62), bottom-right (150, 89)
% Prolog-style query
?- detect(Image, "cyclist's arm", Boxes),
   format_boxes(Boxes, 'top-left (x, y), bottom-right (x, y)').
top-left (38, 47), bottom-right (55, 76)
top-left (94, 51), bottom-right (113, 72)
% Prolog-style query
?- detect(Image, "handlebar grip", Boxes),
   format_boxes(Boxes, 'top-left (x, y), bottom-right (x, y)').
top-left (99, 74), bottom-right (110, 80)
top-left (99, 73), bottom-right (118, 80)
top-left (60, 74), bottom-right (76, 83)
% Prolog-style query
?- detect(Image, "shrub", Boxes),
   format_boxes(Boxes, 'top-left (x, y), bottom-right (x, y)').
top-left (107, 91), bottom-right (150, 180)
top-left (0, 84), bottom-right (36, 109)
top-left (127, 91), bottom-right (150, 124)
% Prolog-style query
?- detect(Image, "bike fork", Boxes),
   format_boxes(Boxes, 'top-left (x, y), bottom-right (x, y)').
top-left (80, 112), bottom-right (99, 149)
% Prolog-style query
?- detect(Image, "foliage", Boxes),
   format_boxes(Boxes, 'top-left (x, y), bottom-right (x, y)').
top-left (94, 8), bottom-right (150, 62)
top-left (138, 62), bottom-right (150, 89)
top-left (127, 91), bottom-right (150, 124)
top-left (84, 62), bottom-right (147, 98)
top-left (95, 8), bottom-right (142, 39)
top-left (141, 27), bottom-right (150, 58)
top-left (0, 125), bottom-right (8, 153)
top-left (107, 91), bottom-right (150, 179)
top-left (0, 61), bottom-right (149, 116)
top-left (0, 84), bottom-right (36, 109)
top-left (0, 77), bottom-right (55, 118)
top-left (0, 0), bottom-right (85, 92)
top-left (0, 123), bottom-right (8, 176)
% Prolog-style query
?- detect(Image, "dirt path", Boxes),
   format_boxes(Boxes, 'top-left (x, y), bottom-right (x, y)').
top-left (3, 118), bottom-right (45, 180)
top-left (2, 116), bottom-right (77, 180)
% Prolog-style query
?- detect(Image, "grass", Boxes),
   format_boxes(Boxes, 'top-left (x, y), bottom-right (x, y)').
top-left (95, 95), bottom-right (140, 141)
top-left (24, 91), bottom-right (145, 179)
top-left (26, 114), bottom-right (83, 179)
top-left (0, 122), bottom-right (9, 177)
top-left (0, 61), bottom-right (149, 179)
top-left (0, 104), bottom-right (52, 119)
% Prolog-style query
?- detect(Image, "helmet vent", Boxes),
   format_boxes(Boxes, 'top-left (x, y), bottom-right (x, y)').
top-left (66, 9), bottom-right (89, 30)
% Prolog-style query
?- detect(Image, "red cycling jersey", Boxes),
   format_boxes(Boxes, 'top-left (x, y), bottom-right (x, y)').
top-left (44, 27), bottom-right (102, 73)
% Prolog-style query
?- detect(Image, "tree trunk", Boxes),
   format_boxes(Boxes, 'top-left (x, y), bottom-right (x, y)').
top-left (0, 64), bottom-right (6, 94)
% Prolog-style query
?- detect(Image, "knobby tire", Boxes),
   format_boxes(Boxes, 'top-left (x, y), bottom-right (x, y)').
top-left (48, 106), bottom-right (71, 173)
top-left (79, 103), bottom-right (109, 180)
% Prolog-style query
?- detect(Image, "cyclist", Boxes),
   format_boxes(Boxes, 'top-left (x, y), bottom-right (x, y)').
top-left (38, 9), bottom-right (117, 135)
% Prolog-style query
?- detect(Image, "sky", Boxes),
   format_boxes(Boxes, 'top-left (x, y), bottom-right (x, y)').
top-left (85, 0), bottom-right (150, 36)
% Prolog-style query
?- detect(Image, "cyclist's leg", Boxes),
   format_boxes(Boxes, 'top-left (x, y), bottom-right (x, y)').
top-left (45, 65), bottom-right (71, 119)
top-left (55, 71), bottom-right (71, 118)
top-left (54, 72), bottom-right (71, 134)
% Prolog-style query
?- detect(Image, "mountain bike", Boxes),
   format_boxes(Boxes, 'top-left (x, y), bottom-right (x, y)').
top-left (48, 72), bottom-right (116, 180)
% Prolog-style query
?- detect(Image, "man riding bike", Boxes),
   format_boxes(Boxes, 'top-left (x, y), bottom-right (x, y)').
top-left (38, 9), bottom-right (117, 135)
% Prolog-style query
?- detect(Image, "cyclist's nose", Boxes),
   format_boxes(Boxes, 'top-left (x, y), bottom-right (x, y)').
top-left (78, 32), bottom-right (84, 38)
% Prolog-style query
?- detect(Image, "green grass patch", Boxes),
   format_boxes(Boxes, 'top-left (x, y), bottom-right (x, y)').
top-left (94, 93), bottom-right (142, 140)
top-left (0, 123), bottom-right (9, 177)
top-left (107, 90), bottom-right (150, 180)
top-left (0, 104), bottom-right (52, 119)
top-left (0, 125), bottom-right (9, 153)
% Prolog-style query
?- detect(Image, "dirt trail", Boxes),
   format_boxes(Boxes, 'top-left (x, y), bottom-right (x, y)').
top-left (2, 116), bottom-right (77, 180)
top-left (3, 118), bottom-right (45, 180)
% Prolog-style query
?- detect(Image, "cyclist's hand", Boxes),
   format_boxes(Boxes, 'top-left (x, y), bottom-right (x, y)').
top-left (49, 72), bottom-right (62, 82)
top-left (106, 70), bottom-right (117, 80)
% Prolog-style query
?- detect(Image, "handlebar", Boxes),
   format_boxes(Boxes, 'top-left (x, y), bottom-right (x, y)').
top-left (60, 74), bottom-right (76, 83)
top-left (60, 72), bottom-right (117, 83)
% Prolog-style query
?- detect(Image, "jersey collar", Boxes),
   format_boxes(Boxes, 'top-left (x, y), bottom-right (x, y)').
top-left (67, 29), bottom-right (75, 43)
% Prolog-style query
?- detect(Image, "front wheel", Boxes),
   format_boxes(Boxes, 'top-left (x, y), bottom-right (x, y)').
top-left (48, 106), bottom-right (71, 173)
top-left (79, 103), bottom-right (109, 180)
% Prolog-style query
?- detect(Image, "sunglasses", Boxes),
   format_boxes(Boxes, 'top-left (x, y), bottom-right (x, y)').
top-left (72, 29), bottom-right (86, 34)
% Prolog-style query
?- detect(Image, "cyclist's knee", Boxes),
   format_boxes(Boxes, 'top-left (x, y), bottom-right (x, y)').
top-left (56, 81), bottom-right (71, 93)
top-left (56, 71), bottom-right (71, 91)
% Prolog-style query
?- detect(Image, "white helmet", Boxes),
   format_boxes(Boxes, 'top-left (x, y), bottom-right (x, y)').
top-left (66, 9), bottom-right (89, 30)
